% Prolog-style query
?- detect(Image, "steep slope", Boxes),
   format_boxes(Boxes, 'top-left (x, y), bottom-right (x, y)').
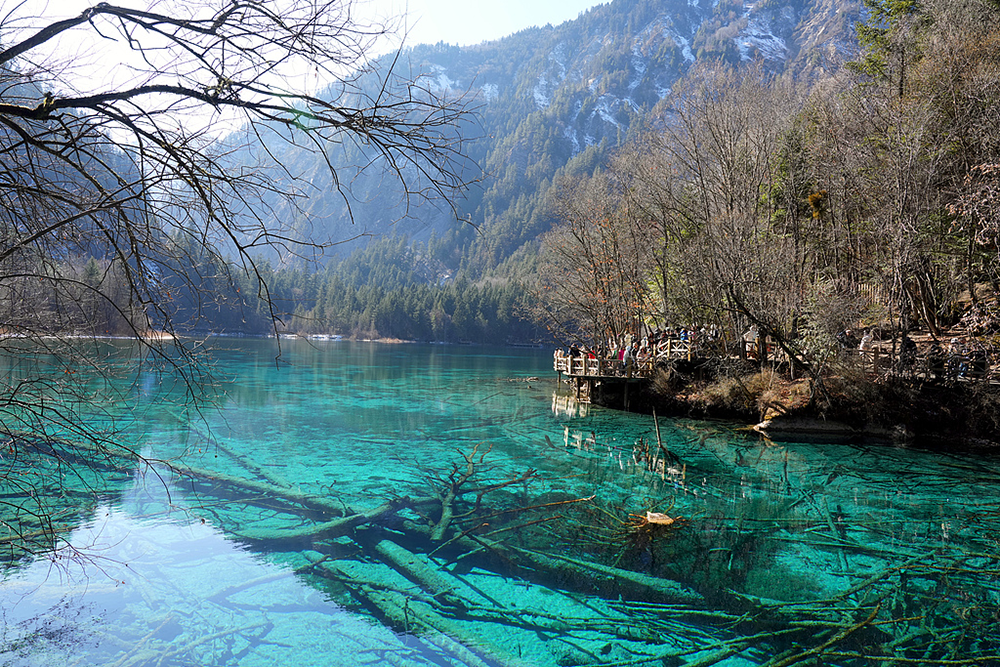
top-left (231, 0), bottom-right (861, 273)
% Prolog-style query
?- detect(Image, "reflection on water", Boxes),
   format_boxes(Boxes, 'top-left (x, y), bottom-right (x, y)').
top-left (0, 489), bottom-right (417, 666)
top-left (551, 392), bottom-right (590, 419)
top-left (1, 339), bottom-right (999, 665)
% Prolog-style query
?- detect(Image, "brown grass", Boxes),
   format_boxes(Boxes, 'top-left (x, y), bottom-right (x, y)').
top-left (696, 370), bottom-right (810, 419)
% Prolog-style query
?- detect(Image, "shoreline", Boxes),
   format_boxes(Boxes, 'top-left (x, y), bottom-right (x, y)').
top-left (581, 369), bottom-right (1000, 449)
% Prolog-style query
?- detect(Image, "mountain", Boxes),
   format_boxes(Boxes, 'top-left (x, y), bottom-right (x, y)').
top-left (232, 0), bottom-right (862, 276)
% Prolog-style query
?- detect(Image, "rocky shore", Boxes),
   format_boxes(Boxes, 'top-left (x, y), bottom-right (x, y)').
top-left (598, 364), bottom-right (1000, 449)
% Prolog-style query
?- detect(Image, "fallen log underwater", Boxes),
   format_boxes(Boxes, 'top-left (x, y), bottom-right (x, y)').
top-left (309, 553), bottom-right (533, 667)
top-left (20, 435), bottom-right (988, 666)
top-left (165, 470), bottom-right (902, 666)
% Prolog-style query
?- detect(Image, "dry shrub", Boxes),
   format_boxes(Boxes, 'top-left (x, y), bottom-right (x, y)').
top-left (700, 370), bottom-right (782, 417)
top-left (651, 365), bottom-right (685, 396)
top-left (820, 371), bottom-right (916, 426)
top-left (759, 379), bottom-right (812, 419)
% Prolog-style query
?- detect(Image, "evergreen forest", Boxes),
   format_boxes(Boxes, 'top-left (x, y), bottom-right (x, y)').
top-left (4, 0), bottom-right (1000, 354)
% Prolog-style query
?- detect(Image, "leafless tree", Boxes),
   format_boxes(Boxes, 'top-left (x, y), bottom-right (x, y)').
top-left (0, 0), bottom-right (475, 562)
top-left (611, 136), bottom-right (701, 328)
top-left (535, 172), bottom-right (651, 347)
top-left (819, 0), bottom-right (1000, 338)
top-left (636, 65), bottom-right (812, 360)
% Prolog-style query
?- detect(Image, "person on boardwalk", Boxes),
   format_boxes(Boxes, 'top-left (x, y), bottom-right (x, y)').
top-left (928, 342), bottom-right (945, 379)
top-left (969, 344), bottom-right (989, 379)
top-left (743, 325), bottom-right (759, 360)
top-left (837, 329), bottom-right (859, 350)
top-left (898, 333), bottom-right (917, 376)
top-left (945, 338), bottom-right (965, 380)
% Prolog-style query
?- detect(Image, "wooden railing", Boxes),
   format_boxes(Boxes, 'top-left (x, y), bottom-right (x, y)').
top-left (556, 340), bottom-right (996, 384)
top-left (554, 340), bottom-right (694, 379)
top-left (862, 348), bottom-right (994, 383)
top-left (745, 340), bottom-right (996, 383)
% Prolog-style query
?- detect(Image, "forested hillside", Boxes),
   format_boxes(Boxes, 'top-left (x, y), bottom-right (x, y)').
top-left (11, 0), bottom-right (998, 352)
top-left (537, 0), bottom-right (1000, 366)
top-left (246, 0), bottom-right (860, 272)
top-left (188, 0), bottom-right (865, 342)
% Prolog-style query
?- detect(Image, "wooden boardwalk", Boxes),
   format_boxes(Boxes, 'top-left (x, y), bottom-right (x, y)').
top-left (553, 341), bottom-right (694, 404)
top-left (554, 338), bottom-right (996, 404)
top-left (554, 340), bottom-right (694, 379)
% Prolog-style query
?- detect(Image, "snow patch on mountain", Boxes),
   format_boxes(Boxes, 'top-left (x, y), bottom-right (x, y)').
top-left (564, 99), bottom-right (582, 153)
top-left (534, 74), bottom-right (550, 109)
top-left (667, 28), bottom-right (696, 63)
top-left (597, 95), bottom-right (621, 128)
top-left (735, 3), bottom-right (803, 63)
top-left (480, 83), bottom-right (498, 102)
top-left (534, 42), bottom-right (571, 110)
top-left (565, 127), bottom-right (580, 154)
top-left (587, 93), bottom-right (633, 135)
top-left (738, 16), bottom-right (789, 61)
top-left (569, 99), bottom-right (583, 124)
top-left (630, 43), bottom-right (647, 93)
top-left (427, 64), bottom-right (459, 93)
top-left (550, 42), bottom-right (569, 83)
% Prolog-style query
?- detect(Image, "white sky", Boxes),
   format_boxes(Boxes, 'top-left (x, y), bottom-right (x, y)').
top-left (7, 0), bottom-right (604, 94)
top-left (12, 0), bottom-right (604, 52)
top-left (4, 0), bottom-right (603, 133)
top-left (378, 0), bottom-right (603, 50)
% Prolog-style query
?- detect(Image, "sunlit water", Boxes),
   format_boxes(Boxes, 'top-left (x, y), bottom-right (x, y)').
top-left (1, 339), bottom-right (999, 666)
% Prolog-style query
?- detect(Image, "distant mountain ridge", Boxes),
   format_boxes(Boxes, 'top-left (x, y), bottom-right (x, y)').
top-left (239, 0), bottom-right (862, 274)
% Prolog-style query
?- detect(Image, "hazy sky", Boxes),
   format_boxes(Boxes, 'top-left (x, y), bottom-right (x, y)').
top-left (378, 0), bottom-right (603, 49)
top-left (15, 0), bottom-right (604, 92)
top-left (21, 0), bottom-right (604, 50)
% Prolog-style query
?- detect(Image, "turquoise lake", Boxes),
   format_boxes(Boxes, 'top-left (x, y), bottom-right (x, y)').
top-left (1, 338), bottom-right (999, 666)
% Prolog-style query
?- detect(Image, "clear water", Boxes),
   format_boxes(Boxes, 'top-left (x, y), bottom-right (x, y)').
top-left (1, 339), bottom-right (999, 666)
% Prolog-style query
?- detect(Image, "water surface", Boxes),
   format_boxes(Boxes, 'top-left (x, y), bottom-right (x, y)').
top-left (2, 339), bottom-right (998, 666)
